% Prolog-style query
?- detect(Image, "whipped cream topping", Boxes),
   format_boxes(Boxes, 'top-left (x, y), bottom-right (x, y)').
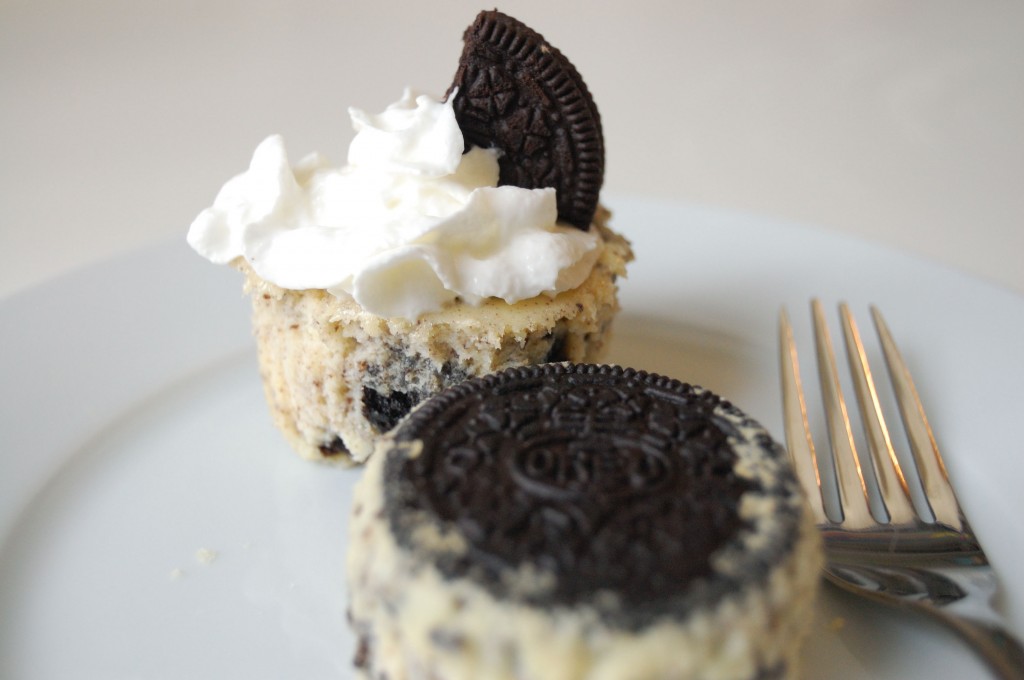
top-left (187, 89), bottom-right (601, 320)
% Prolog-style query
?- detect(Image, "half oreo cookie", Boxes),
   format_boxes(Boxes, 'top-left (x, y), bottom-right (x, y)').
top-left (447, 11), bottom-right (604, 230)
top-left (347, 363), bottom-right (822, 679)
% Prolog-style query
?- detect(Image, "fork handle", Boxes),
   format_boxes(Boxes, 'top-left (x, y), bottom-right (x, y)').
top-left (937, 612), bottom-right (1024, 679)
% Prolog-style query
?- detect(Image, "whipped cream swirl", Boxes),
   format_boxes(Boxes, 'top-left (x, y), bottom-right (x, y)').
top-left (187, 89), bottom-right (601, 320)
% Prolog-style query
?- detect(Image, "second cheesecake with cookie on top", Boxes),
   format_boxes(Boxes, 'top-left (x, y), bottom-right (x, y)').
top-left (348, 364), bottom-right (823, 679)
top-left (186, 10), bottom-right (632, 464)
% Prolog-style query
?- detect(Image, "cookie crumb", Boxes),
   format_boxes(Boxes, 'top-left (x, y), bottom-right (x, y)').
top-left (196, 548), bottom-right (219, 565)
top-left (169, 568), bottom-right (185, 581)
top-left (829, 616), bottom-right (846, 632)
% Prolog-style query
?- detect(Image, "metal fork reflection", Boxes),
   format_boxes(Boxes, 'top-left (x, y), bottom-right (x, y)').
top-left (779, 300), bottom-right (1024, 679)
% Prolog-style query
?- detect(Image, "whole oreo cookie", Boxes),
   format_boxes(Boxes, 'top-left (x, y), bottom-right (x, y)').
top-left (447, 11), bottom-right (604, 230)
top-left (383, 363), bottom-right (801, 627)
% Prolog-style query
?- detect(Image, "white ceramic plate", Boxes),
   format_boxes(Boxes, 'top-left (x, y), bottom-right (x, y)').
top-left (2, 197), bottom-right (1021, 678)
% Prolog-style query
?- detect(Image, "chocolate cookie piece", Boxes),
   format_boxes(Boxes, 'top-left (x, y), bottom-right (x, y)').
top-left (447, 10), bottom-right (604, 230)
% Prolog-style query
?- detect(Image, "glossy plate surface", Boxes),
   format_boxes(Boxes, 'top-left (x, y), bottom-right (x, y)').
top-left (2, 197), bottom-right (1021, 678)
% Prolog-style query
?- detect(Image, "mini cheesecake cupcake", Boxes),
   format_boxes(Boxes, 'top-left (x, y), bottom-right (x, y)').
top-left (187, 11), bottom-right (631, 464)
top-left (347, 364), bottom-right (822, 680)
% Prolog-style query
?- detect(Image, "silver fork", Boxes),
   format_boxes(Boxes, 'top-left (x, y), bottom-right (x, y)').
top-left (779, 300), bottom-right (1024, 679)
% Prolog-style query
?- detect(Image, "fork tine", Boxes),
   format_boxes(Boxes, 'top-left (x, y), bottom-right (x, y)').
top-left (779, 308), bottom-right (829, 526)
top-left (811, 299), bottom-right (875, 529)
top-left (838, 303), bottom-right (917, 526)
top-left (870, 306), bottom-right (964, 531)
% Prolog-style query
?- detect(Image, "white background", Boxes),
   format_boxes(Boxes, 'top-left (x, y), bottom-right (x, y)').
top-left (2, 0), bottom-right (1023, 299)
